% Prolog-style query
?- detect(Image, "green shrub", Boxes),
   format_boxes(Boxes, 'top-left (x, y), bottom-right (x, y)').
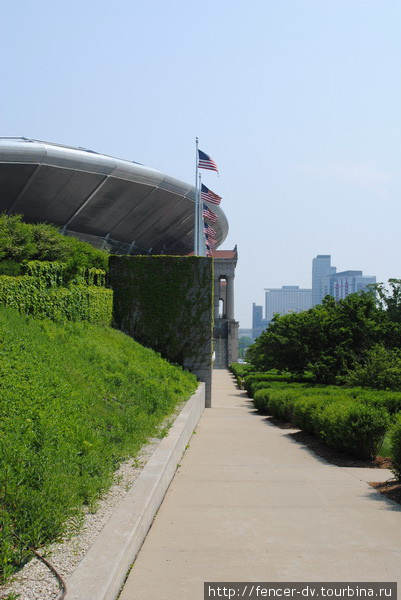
top-left (267, 389), bottom-right (300, 421)
top-left (244, 372), bottom-right (287, 397)
top-left (0, 307), bottom-right (197, 583)
top-left (0, 214), bottom-right (108, 270)
top-left (390, 415), bottom-right (401, 480)
top-left (0, 260), bottom-right (22, 276)
top-left (253, 385), bottom-right (390, 459)
top-left (244, 371), bottom-right (313, 398)
top-left (350, 389), bottom-right (401, 416)
top-left (246, 292), bottom-right (392, 383)
top-left (21, 261), bottom-right (107, 288)
top-left (229, 362), bottom-right (253, 378)
top-left (252, 381), bottom-right (286, 394)
top-left (229, 363), bottom-right (254, 387)
top-left (342, 345), bottom-right (401, 391)
top-left (253, 387), bottom-right (302, 420)
top-left (320, 401), bottom-right (390, 459)
top-left (22, 260), bottom-right (66, 287)
top-left (0, 274), bottom-right (112, 326)
top-left (253, 388), bottom-right (271, 413)
top-left (292, 395), bottom-right (330, 434)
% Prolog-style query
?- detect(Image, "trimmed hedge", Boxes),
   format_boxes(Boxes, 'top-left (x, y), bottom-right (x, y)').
top-left (253, 387), bottom-right (390, 458)
top-left (244, 371), bottom-right (313, 398)
top-left (320, 401), bottom-right (390, 459)
top-left (349, 389), bottom-right (401, 416)
top-left (229, 363), bottom-right (255, 388)
top-left (249, 374), bottom-right (401, 418)
top-left (229, 363), bottom-right (254, 378)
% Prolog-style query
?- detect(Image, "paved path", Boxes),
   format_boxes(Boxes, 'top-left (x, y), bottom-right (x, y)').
top-left (120, 370), bottom-right (401, 599)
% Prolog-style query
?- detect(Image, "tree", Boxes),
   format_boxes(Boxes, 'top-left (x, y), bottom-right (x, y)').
top-left (238, 336), bottom-right (252, 359)
top-left (246, 291), bottom-right (392, 383)
top-left (371, 279), bottom-right (401, 323)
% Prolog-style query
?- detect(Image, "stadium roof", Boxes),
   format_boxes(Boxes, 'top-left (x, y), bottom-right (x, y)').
top-left (0, 137), bottom-right (228, 255)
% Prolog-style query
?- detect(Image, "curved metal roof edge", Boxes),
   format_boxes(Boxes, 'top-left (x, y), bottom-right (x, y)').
top-left (0, 136), bottom-right (229, 246)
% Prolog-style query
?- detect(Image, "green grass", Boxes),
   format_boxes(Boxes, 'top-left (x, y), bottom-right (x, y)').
top-left (0, 306), bottom-right (197, 582)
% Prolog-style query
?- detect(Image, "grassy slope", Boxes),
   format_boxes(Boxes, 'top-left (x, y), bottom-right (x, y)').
top-left (0, 307), bottom-right (197, 581)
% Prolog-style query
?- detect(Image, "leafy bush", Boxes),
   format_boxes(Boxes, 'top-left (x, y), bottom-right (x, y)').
top-left (253, 387), bottom-right (300, 419)
top-left (390, 415), bottom-right (401, 480)
top-left (229, 362), bottom-right (253, 378)
top-left (0, 307), bottom-right (197, 583)
top-left (320, 401), bottom-right (390, 458)
top-left (246, 292), bottom-right (395, 383)
top-left (253, 386), bottom-right (390, 459)
top-left (292, 394), bottom-right (337, 434)
top-left (348, 388), bottom-right (401, 416)
top-left (0, 260), bottom-right (22, 276)
top-left (21, 260), bottom-right (107, 288)
top-left (244, 371), bottom-right (313, 398)
top-left (252, 381), bottom-right (288, 394)
top-left (0, 214), bottom-right (108, 270)
top-left (0, 275), bottom-right (112, 326)
top-left (229, 362), bottom-right (254, 387)
top-left (341, 345), bottom-right (401, 391)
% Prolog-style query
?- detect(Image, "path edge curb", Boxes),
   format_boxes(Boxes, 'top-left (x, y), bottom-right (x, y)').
top-left (66, 383), bottom-right (205, 600)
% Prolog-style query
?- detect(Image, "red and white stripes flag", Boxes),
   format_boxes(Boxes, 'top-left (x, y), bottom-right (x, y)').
top-left (201, 184), bottom-right (221, 206)
top-left (198, 149), bottom-right (219, 174)
top-left (203, 203), bottom-right (218, 223)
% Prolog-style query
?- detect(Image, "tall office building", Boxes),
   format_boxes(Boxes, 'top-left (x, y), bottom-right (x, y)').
top-left (322, 271), bottom-right (376, 301)
top-left (265, 286), bottom-right (312, 322)
top-left (252, 302), bottom-right (268, 339)
top-left (312, 255), bottom-right (337, 306)
top-left (312, 255), bottom-right (376, 305)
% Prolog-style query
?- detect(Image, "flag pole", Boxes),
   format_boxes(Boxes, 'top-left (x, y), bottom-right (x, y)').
top-left (199, 172), bottom-right (205, 256)
top-left (194, 137), bottom-right (199, 255)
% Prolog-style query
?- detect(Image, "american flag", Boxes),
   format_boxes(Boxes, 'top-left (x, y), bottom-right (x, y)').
top-left (205, 241), bottom-right (213, 257)
top-left (203, 203), bottom-right (218, 223)
top-left (205, 235), bottom-right (217, 248)
top-left (198, 149), bottom-right (219, 173)
top-left (204, 223), bottom-right (216, 238)
top-left (204, 228), bottom-right (217, 248)
top-left (201, 184), bottom-right (222, 206)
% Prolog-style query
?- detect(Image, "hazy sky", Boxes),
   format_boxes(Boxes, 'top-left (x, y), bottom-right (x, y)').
top-left (2, 0), bottom-right (400, 327)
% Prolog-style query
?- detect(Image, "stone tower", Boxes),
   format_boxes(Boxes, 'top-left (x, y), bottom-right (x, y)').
top-left (212, 246), bottom-right (239, 368)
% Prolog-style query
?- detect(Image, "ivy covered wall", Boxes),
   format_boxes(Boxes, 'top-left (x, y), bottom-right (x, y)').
top-left (0, 261), bottom-right (112, 326)
top-left (109, 256), bottom-right (214, 406)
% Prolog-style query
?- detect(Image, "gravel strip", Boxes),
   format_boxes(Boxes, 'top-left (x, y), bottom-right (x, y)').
top-left (0, 432), bottom-right (166, 600)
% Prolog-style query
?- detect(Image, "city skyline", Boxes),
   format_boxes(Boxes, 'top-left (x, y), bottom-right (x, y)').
top-left (250, 254), bottom-right (376, 334)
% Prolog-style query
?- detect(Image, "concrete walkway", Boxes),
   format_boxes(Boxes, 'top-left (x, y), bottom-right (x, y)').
top-left (120, 370), bottom-right (401, 599)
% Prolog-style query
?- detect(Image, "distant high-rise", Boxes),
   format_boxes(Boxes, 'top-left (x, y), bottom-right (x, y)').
top-left (312, 255), bottom-right (376, 305)
top-left (323, 270), bottom-right (376, 301)
top-left (252, 256), bottom-right (376, 340)
top-left (252, 302), bottom-right (268, 340)
top-left (265, 286), bottom-right (312, 321)
top-left (312, 255), bottom-right (337, 306)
